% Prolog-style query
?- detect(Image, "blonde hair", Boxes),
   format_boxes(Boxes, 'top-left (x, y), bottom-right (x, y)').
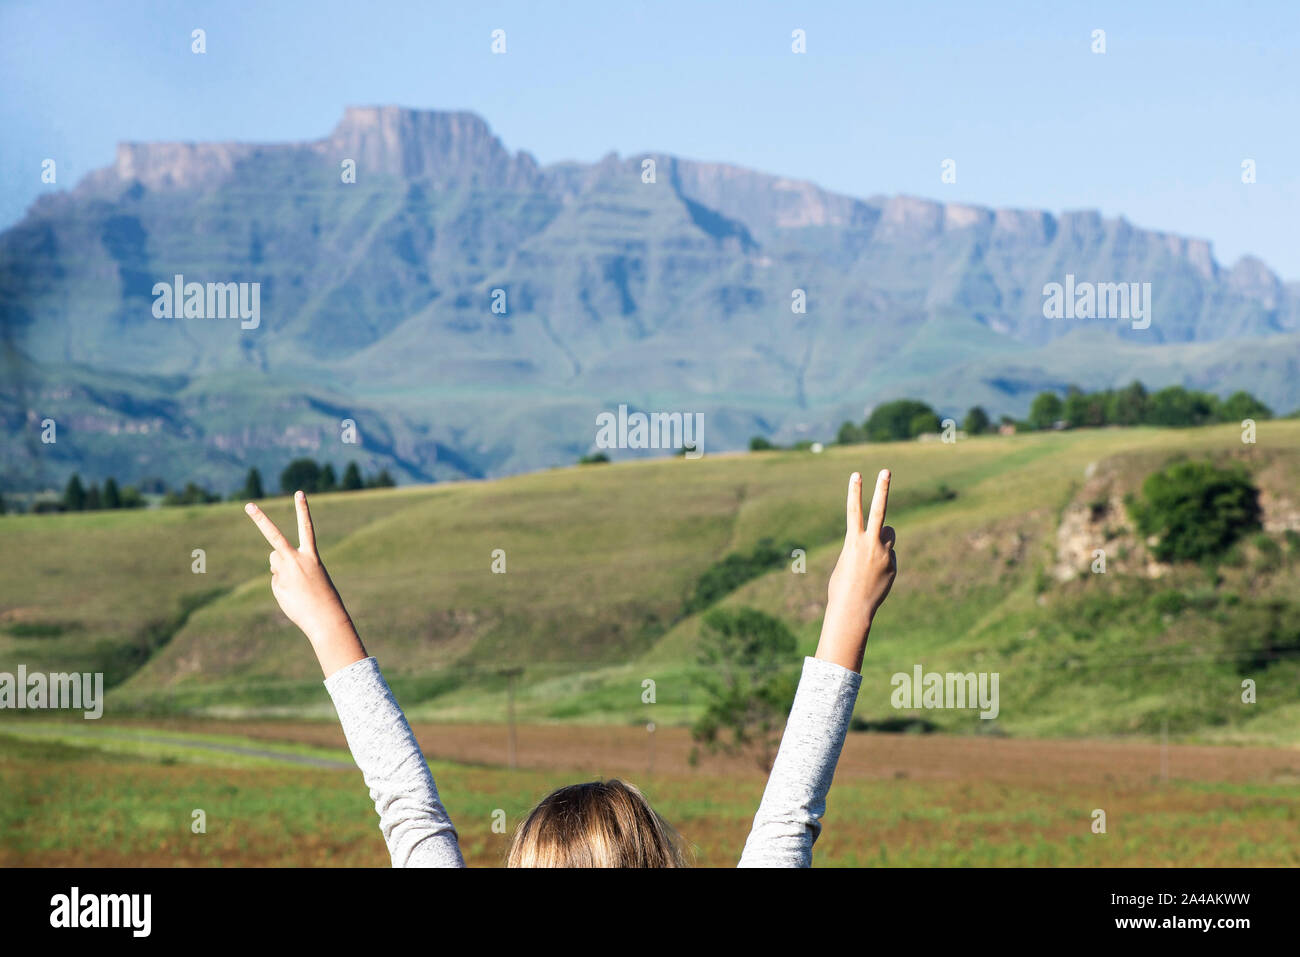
top-left (506, 779), bottom-right (690, 868)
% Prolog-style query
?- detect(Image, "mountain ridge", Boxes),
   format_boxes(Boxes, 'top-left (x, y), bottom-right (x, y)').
top-left (60, 105), bottom-right (1279, 282)
top-left (3, 105), bottom-right (1297, 491)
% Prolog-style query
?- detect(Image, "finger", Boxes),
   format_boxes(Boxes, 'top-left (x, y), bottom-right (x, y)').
top-left (245, 503), bottom-right (292, 555)
top-left (866, 469), bottom-right (891, 537)
top-left (846, 472), bottom-right (864, 535)
top-left (881, 525), bottom-right (896, 549)
top-left (294, 490), bottom-right (316, 553)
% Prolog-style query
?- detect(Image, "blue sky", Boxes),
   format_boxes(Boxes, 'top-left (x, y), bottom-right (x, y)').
top-left (2, 0), bottom-right (1296, 276)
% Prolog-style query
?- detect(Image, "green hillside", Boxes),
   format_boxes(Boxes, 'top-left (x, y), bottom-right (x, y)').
top-left (3, 422), bottom-right (1299, 743)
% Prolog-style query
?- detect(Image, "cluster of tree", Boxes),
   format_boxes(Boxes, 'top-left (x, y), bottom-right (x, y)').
top-left (58, 475), bottom-right (146, 512)
top-left (837, 399), bottom-right (945, 444)
top-left (1025, 382), bottom-right (1272, 431)
top-left (748, 437), bottom-right (825, 452)
top-left (812, 382), bottom-right (1277, 450)
top-left (14, 459), bottom-right (399, 516)
top-left (273, 459), bottom-right (395, 495)
top-left (196, 460), bottom-right (395, 505)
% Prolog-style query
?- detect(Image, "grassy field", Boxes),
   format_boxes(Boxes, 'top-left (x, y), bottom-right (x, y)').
top-left (3, 423), bottom-right (1299, 866)
top-left (2, 719), bottom-right (1296, 867)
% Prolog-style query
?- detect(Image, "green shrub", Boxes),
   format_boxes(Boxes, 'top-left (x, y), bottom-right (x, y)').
top-left (1130, 461), bottom-right (1262, 563)
top-left (685, 538), bottom-right (796, 614)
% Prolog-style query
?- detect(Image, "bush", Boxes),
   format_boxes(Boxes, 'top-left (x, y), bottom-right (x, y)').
top-left (1130, 460), bottom-right (1262, 563)
top-left (685, 538), bottom-right (795, 614)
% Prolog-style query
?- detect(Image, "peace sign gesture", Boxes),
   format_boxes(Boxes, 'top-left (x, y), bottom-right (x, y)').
top-left (245, 491), bottom-right (366, 676)
top-left (816, 470), bottom-right (898, 673)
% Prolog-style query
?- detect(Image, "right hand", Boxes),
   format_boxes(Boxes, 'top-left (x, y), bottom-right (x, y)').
top-left (245, 491), bottom-right (354, 646)
top-left (816, 470), bottom-right (897, 672)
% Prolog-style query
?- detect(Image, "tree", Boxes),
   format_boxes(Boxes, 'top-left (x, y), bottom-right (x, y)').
top-left (1027, 392), bottom-right (1063, 430)
top-left (341, 462), bottom-right (363, 491)
top-left (865, 400), bottom-right (939, 442)
top-left (749, 436), bottom-right (775, 451)
top-left (1146, 386), bottom-right (1217, 427)
top-left (164, 483), bottom-right (220, 506)
top-left (241, 468), bottom-right (265, 499)
top-left (1062, 386), bottom-right (1106, 428)
top-left (63, 474), bottom-right (86, 511)
top-left (369, 469), bottom-right (396, 488)
top-left (908, 410), bottom-right (941, 437)
top-left (690, 607), bottom-right (799, 773)
top-left (103, 477), bottom-right (122, 509)
top-left (1218, 390), bottom-right (1272, 422)
top-left (1107, 381), bottom-right (1148, 426)
top-left (85, 483), bottom-right (102, 511)
top-left (280, 458), bottom-right (322, 495)
top-left (0, 492), bottom-right (7, 515)
top-left (962, 406), bottom-right (991, 435)
top-left (320, 463), bottom-right (337, 492)
top-left (1130, 460), bottom-right (1262, 563)
top-left (118, 485), bottom-right (145, 509)
top-left (836, 420), bottom-right (868, 445)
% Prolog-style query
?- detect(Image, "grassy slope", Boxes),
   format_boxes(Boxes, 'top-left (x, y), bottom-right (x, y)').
top-left (3, 422), bottom-right (1298, 743)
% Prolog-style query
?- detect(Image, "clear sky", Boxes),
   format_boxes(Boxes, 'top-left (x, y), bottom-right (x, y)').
top-left (2, 0), bottom-right (1296, 277)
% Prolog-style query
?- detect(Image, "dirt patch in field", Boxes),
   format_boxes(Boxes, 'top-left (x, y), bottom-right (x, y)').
top-left (102, 717), bottom-right (1300, 786)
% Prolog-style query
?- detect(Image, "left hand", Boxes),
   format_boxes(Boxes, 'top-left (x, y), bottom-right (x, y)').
top-left (816, 470), bottom-right (898, 672)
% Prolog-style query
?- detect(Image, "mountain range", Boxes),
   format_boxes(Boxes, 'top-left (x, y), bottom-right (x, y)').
top-left (3, 105), bottom-right (1298, 490)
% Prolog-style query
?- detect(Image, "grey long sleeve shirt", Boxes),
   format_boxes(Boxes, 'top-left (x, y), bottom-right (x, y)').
top-left (324, 654), bottom-right (861, 868)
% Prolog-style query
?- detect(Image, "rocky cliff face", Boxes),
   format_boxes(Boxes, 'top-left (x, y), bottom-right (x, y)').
top-left (4, 106), bottom-right (1299, 490)
top-left (58, 106), bottom-right (1291, 299)
top-left (318, 106), bottom-right (544, 188)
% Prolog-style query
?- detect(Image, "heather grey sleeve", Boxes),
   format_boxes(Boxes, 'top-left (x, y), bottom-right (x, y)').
top-left (737, 656), bottom-right (862, 868)
top-left (324, 656), bottom-right (466, 868)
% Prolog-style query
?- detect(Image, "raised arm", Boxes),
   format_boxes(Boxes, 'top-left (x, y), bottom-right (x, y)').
top-left (245, 492), bottom-right (464, 867)
top-left (738, 470), bottom-right (897, 867)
